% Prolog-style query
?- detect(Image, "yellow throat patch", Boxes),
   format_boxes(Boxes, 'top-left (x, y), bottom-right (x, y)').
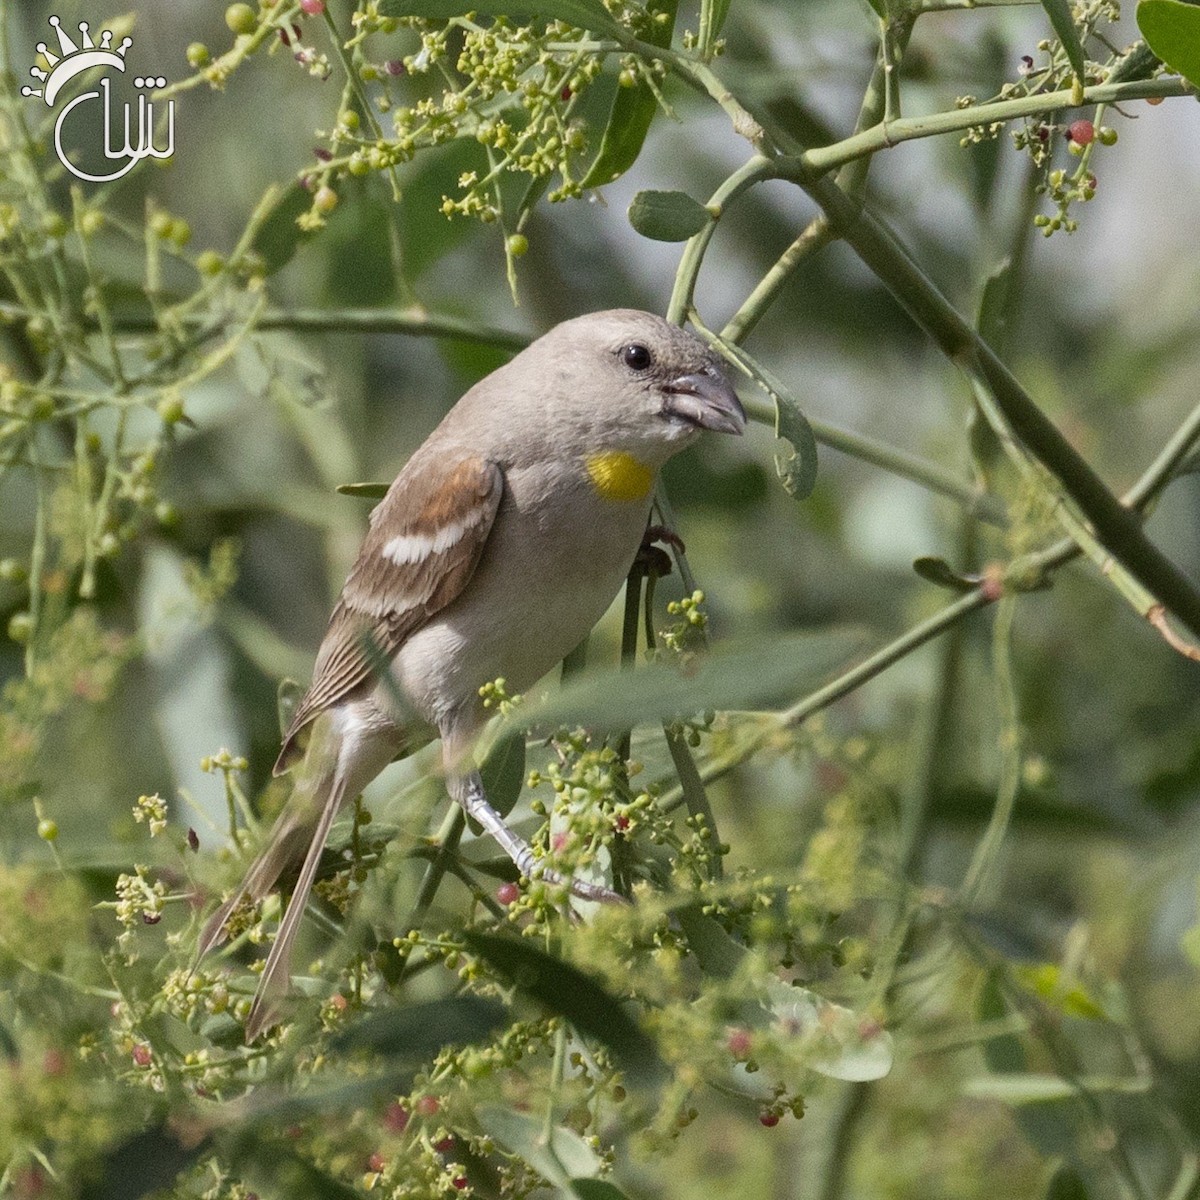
top-left (585, 451), bottom-right (655, 502)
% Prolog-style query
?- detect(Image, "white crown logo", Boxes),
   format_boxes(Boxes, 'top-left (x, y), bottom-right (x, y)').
top-left (21, 15), bottom-right (132, 107)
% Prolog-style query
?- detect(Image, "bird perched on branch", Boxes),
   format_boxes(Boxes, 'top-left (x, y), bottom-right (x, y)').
top-left (198, 309), bottom-right (745, 1038)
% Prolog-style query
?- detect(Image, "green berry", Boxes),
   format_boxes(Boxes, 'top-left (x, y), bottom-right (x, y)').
top-left (186, 42), bottom-right (210, 68)
top-left (37, 818), bottom-right (58, 842)
top-left (150, 211), bottom-right (173, 238)
top-left (348, 153), bottom-right (370, 176)
top-left (169, 219), bottom-right (192, 248)
top-left (79, 209), bottom-right (104, 237)
top-left (8, 611), bottom-right (33, 644)
top-left (1097, 125), bottom-right (1118, 146)
top-left (156, 395), bottom-right (185, 424)
top-left (0, 558), bottom-right (27, 583)
top-left (40, 212), bottom-right (68, 239)
top-left (506, 233), bottom-right (529, 258)
top-left (314, 185), bottom-right (339, 214)
top-left (196, 250), bottom-right (224, 276)
top-left (225, 3), bottom-right (257, 34)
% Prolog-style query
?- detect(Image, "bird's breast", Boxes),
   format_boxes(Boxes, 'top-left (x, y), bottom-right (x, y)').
top-left (387, 458), bottom-right (655, 731)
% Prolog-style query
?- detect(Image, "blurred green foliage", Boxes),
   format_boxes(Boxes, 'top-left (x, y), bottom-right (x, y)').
top-left (1, 0), bottom-right (1200, 1198)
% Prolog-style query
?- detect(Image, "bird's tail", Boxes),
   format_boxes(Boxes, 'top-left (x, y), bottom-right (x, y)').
top-left (196, 720), bottom-right (353, 1040)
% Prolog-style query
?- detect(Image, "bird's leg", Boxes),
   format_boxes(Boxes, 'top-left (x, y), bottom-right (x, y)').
top-left (635, 525), bottom-right (684, 578)
top-left (453, 771), bottom-right (625, 905)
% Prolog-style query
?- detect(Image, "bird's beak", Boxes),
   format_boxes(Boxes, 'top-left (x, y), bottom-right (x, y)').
top-left (662, 369), bottom-right (746, 436)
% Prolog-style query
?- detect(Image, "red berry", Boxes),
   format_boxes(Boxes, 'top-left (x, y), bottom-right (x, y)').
top-left (132, 1044), bottom-right (152, 1067)
top-left (187, 827), bottom-right (199, 851)
top-left (300, 0), bottom-right (325, 13)
top-left (383, 1102), bottom-right (410, 1133)
top-left (367, 1152), bottom-right (386, 1173)
top-left (497, 882), bottom-right (520, 906)
top-left (759, 1112), bottom-right (780, 1127)
top-left (330, 993), bottom-right (348, 1012)
top-left (453, 1176), bottom-right (469, 1190)
top-left (615, 815), bottom-right (631, 831)
top-left (416, 1095), bottom-right (440, 1117)
top-left (560, 86), bottom-right (572, 101)
top-left (1067, 119), bottom-right (1094, 145)
top-left (726, 1028), bottom-right (752, 1058)
top-left (434, 1136), bottom-right (455, 1153)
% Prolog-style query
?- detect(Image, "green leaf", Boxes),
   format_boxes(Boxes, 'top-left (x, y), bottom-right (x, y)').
top-left (1038, 0), bottom-right (1087, 81)
top-left (335, 481), bottom-right (389, 498)
top-left (760, 978), bottom-right (893, 1082)
top-left (81, 1123), bottom-right (211, 1200)
top-left (463, 930), bottom-right (668, 1087)
top-left (333, 995), bottom-right (508, 1060)
top-left (229, 1136), bottom-right (362, 1200)
top-left (978, 256), bottom-right (1014, 354)
top-left (1044, 1163), bottom-right (1091, 1200)
top-left (580, 0), bottom-right (678, 189)
top-left (377, 0), bottom-right (623, 36)
top-left (675, 906), bottom-right (747, 979)
top-left (913, 556), bottom-right (980, 592)
top-left (571, 1180), bottom-right (634, 1200)
top-left (773, 392), bottom-right (819, 500)
top-left (976, 970), bottom-right (1027, 1075)
top-left (250, 183), bottom-right (318, 277)
top-left (508, 630), bottom-right (862, 736)
top-left (963, 1073), bottom-right (1149, 1104)
top-left (716, 338), bottom-right (817, 500)
top-left (628, 190), bottom-right (711, 242)
top-left (1014, 963), bottom-right (1107, 1020)
top-left (700, 0), bottom-right (734, 42)
top-left (477, 1106), bottom-right (602, 1189)
top-left (1137, 0), bottom-right (1200, 86)
top-left (479, 732), bottom-right (526, 819)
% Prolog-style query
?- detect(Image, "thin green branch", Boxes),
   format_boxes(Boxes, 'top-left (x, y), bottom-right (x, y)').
top-left (720, 217), bottom-right (833, 344)
top-left (801, 76), bottom-right (1191, 176)
top-left (0, 301), bottom-right (531, 353)
top-left (800, 404), bottom-right (1005, 526)
top-left (959, 595), bottom-right (1021, 905)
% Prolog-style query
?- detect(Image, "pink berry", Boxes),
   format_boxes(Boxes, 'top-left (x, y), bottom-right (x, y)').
top-left (132, 1044), bottom-right (152, 1068)
top-left (759, 1112), bottom-right (780, 1127)
top-left (726, 1027), bottom-right (752, 1059)
top-left (1067, 119), bottom-right (1094, 145)
top-left (300, 0), bottom-right (325, 13)
top-left (367, 1152), bottom-right (386, 1173)
top-left (385, 59), bottom-right (406, 77)
top-left (383, 1102), bottom-right (410, 1133)
top-left (497, 882), bottom-right (519, 906)
top-left (416, 1095), bottom-right (440, 1117)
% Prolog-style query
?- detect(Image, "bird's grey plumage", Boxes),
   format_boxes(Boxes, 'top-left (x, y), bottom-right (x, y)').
top-left (197, 310), bottom-right (744, 1039)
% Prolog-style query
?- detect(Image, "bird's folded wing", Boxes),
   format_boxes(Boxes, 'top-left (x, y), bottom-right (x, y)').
top-left (275, 454), bottom-right (503, 771)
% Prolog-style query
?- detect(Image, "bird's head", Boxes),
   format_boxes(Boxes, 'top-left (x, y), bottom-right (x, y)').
top-left (513, 310), bottom-right (746, 466)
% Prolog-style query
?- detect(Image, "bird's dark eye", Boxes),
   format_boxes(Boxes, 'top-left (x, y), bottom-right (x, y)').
top-left (621, 343), bottom-right (652, 371)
